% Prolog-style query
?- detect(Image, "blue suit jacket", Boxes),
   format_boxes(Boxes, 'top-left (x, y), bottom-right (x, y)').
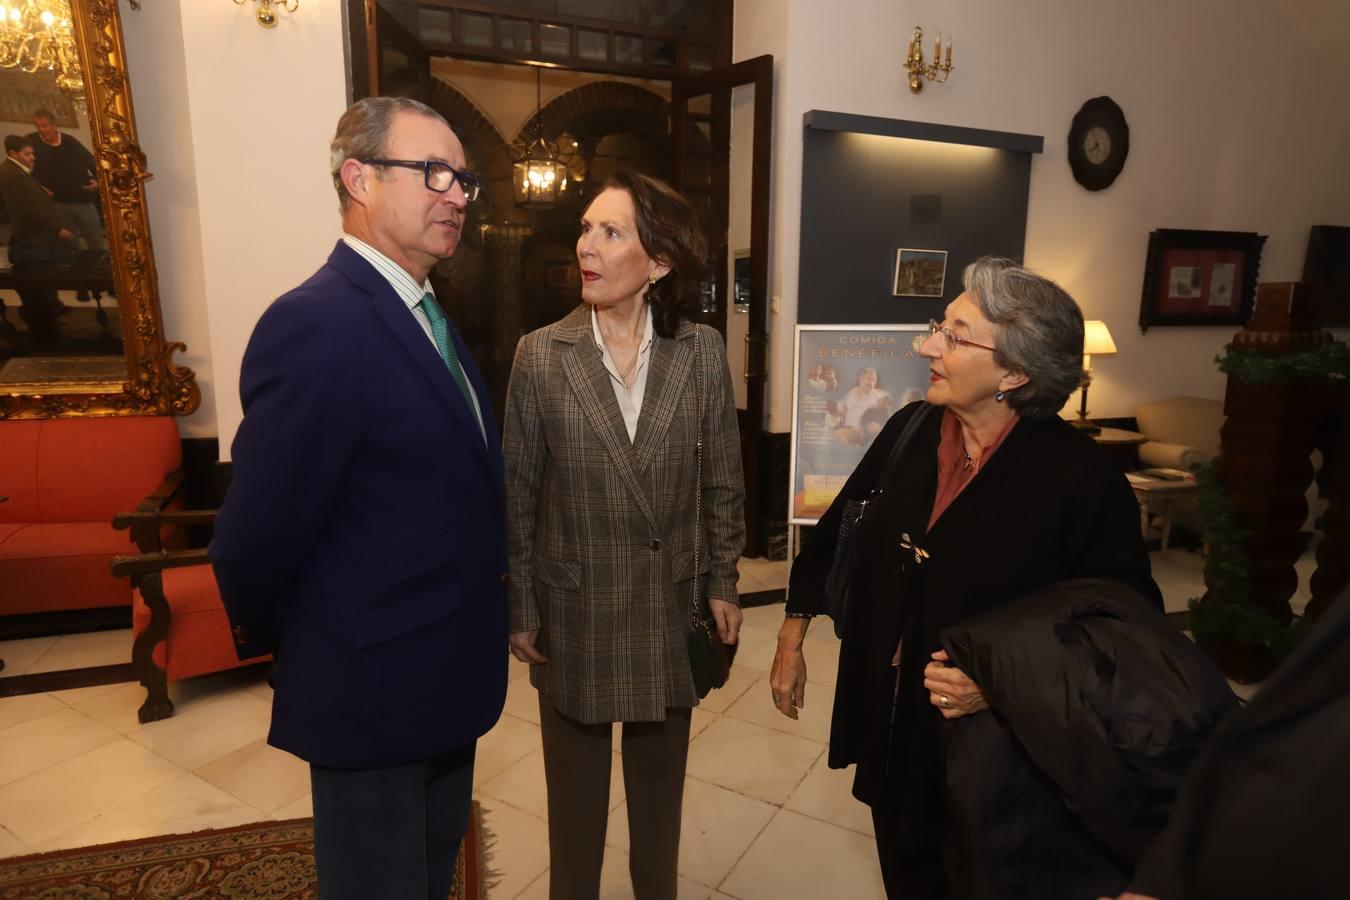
top-left (210, 241), bottom-right (508, 769)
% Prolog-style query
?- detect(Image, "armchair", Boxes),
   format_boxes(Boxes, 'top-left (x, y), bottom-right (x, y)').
top-left (111, 487), bottom-right (269, 723)
top-left (1135, 396), bottom-right (1224, 471)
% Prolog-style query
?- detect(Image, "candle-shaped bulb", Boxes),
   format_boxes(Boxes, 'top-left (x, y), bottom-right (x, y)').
top-left (934, 31), bottom-right (941, 64)
top-left (945, 35), bottom-right (953, 66)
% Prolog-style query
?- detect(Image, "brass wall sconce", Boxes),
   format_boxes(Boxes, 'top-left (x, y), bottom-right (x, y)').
top-left (234, 0), bottom-right (297, 29)
top-left (905, 26), bottom-right (953, 93)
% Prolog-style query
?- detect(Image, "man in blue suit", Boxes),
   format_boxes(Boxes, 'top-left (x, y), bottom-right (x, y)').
top-left (210, 97), bottom-right (507, 900)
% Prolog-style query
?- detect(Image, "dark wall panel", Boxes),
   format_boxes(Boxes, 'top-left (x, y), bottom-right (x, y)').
top-left (798, 127), bottom-right (1034, 325)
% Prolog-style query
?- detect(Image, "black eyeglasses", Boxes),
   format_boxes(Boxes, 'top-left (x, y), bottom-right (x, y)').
top-left (911, 319), bottom-right (997, 354)
top-left (361, 159), bottom-right (481, 202)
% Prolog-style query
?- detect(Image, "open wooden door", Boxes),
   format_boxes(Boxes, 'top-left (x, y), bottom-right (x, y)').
top-left (671, 55), bottom-right (773, 557)
top-left (348, 0), bottom-right (431, 101)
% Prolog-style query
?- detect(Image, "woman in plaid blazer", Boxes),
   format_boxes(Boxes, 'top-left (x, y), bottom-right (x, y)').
top-left (503, 171), bottom-right (745, 900)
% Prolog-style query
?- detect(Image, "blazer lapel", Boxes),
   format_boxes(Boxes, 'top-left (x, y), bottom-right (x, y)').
top-left (556, 307), bottom-right (659, 531)
top-left (451, 321), bottom-right (503, 483)
top-left (331, 242), bottom-right (493, 473)
top-left (632, 321), bottom-right (695, 474)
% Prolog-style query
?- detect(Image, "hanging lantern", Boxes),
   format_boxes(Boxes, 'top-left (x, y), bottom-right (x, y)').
top-left (513, 67), bottom-right (568, 209)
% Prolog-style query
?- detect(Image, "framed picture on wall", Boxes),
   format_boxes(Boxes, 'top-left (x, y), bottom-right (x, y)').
top-left (0, 70), bottom-right (77, 127)
top-left (892, 248), bottom-right (948, 298)
top-left (1138, 229), bottom-right (1266, 332)
top-left (1302, 225), bottom-right (1350, 326)
top-left (788, 324), bottom-right (931, 525)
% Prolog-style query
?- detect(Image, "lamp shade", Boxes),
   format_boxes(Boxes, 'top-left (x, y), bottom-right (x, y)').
top-left (1083, 320), bottom-right (1117, 356)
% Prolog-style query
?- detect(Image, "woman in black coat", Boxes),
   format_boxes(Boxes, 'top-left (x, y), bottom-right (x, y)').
top-left (770, 258), bottom-right (1163, 898)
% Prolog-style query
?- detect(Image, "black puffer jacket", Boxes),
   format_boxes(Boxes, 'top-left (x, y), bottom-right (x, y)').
top-left (938, 578), bottom-right (1239, 900)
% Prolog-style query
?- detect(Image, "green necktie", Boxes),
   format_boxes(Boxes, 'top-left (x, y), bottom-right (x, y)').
top-left (417, 292), bottom-right (475, 412)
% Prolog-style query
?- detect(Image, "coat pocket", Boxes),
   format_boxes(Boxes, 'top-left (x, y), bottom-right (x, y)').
top-left (532, 555), bottom-right (582, 590)
top-left (350, 531), bottom-right (467, 649)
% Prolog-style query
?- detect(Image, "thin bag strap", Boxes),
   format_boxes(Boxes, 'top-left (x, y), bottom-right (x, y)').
top-left (691, 329), bottom-right (704, 625)
top-left (872, 401), bottom-right (936, 496)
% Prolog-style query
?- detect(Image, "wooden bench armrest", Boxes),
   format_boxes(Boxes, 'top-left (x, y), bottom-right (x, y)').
top-left (110, 548), bottom-right (211, 578)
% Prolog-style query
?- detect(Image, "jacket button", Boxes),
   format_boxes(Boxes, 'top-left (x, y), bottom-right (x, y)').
top-left (499, 573), bottom-right (510, 584)
top-left (650, 539), bottom-right (662, 551)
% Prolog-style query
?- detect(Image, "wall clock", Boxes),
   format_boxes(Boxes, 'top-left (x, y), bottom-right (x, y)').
top-left (1068, 96), bottom-right (1129, 191)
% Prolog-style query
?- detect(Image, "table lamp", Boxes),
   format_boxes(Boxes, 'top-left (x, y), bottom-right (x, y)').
top-left (1074, 320), bottom-right (1117, 434)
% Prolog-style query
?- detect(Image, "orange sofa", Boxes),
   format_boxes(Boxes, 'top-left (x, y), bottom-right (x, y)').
top-left (0, 416), bottom-right (182, 616)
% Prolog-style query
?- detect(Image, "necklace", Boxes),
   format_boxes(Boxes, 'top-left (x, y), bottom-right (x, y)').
top-left (616, 348), bottom-right (641, 387)
top-left (962, 449), bottom-right (975, 471)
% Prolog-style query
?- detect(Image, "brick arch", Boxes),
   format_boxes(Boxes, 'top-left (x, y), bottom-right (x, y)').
top-left (516, 81), bottom-right (714, 197)
top-left (426, 78), bottom-right (516, 223)
top-left (519, 81), bottom-right (670, 152)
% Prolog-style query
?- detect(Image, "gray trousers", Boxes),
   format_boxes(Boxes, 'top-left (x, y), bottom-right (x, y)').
top-left (60, 201), bottom-right (105, 253)
top-left (538, 695), bottom-right (692, 900)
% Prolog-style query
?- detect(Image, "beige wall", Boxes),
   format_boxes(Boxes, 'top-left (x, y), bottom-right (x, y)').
top-left (738, 0), bottom-right (1350, 432)
top-left (122, 0), bottom-right (348, 449)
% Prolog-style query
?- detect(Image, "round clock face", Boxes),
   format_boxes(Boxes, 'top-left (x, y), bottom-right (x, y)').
top-left (1084, 126), bottom-right (1111, 165)
top-left (1068, 97), bottom-right (1129, 191)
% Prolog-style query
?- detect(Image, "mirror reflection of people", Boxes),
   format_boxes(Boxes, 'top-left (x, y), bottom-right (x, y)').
top-left (0, 134), bottom-right (77, 347)
top-left (771, 258), bottom-right (1165, 898)
top-left (27, 109), bottom-right (105, 254)
top-left (503, 172), bottom-right (746, 899)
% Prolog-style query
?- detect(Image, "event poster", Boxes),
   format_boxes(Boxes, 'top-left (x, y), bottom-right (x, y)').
top-left (789, 324), bottom-right (932, 525)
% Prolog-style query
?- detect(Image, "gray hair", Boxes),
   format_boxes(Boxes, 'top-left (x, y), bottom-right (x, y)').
top-left (964, 257), bottom-right (1085, 420)
top-left (330, 96), bottom-right (449, 211)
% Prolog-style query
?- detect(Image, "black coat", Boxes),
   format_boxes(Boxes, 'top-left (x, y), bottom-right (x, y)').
top-left (787, 402), bottom-right (1162, 849)
top-left (939, 578), bottom-right (1239, 900)
top-left (1128, 587), bottom-right (1350, 900)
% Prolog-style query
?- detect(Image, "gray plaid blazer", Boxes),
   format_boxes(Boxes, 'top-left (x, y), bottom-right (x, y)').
top-left (503, 304), bottom-right (745, 723)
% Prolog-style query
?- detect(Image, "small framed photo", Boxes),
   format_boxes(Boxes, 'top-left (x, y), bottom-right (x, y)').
top-left (1302, 225), bottom-right (1350, 326)
top-left (1139, 229), bottom-right (1266, 332)
top-left (892, 248), bottom-right (948, 298)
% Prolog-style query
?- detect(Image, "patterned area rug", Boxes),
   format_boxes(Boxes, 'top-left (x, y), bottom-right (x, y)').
top-left (0, 802), bottom-right (488, 899)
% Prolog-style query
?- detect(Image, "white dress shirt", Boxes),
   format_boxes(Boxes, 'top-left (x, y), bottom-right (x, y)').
top-left (591, 304), bottom-right (654, 443)
top-left (342, 233), bottom-right (486, 443)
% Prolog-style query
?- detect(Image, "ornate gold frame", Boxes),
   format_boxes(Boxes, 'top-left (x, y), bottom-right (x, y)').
top-left (0, 0), bottom-right (199, 419)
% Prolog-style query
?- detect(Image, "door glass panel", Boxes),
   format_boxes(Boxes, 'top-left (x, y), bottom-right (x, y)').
top-left (501, 18), bottom-right (533, 52)
top-left (417, 8), bottom-right (453, 44)
top-left (614, 33), bottom-right (643, 63)
top-left (458, 12), bottom-right (492, 48)
top-left (649, 37), bottom-right (676, 68)
top-left (578, 28), bottom-right (608, 61)
top-left (540, 23), bottom-right (570, 57)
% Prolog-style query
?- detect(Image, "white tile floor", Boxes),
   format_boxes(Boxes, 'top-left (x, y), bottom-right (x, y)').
top-left (0, 548), bottom-right (1312, 897)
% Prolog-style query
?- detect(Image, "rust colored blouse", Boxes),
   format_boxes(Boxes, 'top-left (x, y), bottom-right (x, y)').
top-left (927, 409), bottom-right (1020, 531)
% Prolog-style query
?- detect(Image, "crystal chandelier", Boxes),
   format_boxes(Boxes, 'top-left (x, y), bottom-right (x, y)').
top-left (0, 0), bottom-right (84, 107)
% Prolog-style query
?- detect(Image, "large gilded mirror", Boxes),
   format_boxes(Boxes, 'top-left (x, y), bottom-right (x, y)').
top-left (0, 0), bottom-right (198, 418)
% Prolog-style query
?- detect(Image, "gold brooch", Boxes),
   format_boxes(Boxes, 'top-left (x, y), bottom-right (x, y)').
top-left (899, 532), bottom-right (930, 565)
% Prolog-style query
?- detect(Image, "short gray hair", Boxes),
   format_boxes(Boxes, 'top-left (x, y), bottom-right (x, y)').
top-left (964, 257), bottom-right (1085, 420)
top-left (330, 96), bottom-right (449, 211)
